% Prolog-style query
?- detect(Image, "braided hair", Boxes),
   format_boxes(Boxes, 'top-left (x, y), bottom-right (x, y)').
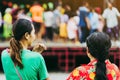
top-left (86, 32), bottom-right (111, 80)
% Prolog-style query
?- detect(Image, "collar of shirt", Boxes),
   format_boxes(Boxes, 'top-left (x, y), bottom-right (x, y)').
top-left (87, 59), bottom-right (111, 66)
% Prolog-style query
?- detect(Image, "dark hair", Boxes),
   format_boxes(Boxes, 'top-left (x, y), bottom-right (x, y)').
top-left (107, 1), bottom-right (113, 5)
top-left (82, 1), bottom-right (89, 6)
top-left (68, 12), bottom-right (76, 18)
top-left (45, 4), bottom-right (50, 11)
top-left (10, 19), bottom-right (33, 68)
top-left (86, 32), bottom-right (111, 80)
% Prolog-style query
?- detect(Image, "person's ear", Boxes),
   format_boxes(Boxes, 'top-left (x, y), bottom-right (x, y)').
top-left (24, 32), bottom-right (30, 40)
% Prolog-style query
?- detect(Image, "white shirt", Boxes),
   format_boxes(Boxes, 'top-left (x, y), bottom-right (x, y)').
top-left (73, 16), bottom-right (80, 26)
top-left (102, 7), bottom-right (120, 28)
top-left (17, 13), bottom-right (32, 22)
top-left (44, 11), bottom-right (54, 27)
top-left (60, 14), bottom-right (69, 23)
top-left (67, 17), bottom-right (78, 39)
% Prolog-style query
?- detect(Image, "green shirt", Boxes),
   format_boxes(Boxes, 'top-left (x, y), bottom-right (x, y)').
top-left (1, 49), bottom-right (49, 80)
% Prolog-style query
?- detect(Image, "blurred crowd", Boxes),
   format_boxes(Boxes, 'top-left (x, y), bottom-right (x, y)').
top-left (0, 1), bottom-right (120, 44)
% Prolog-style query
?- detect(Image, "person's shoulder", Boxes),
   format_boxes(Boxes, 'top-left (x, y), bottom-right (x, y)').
top-left (108, 63), bottom-right (120, 78)
top-left (103, 8), bottom-right (110, 12)
top-left (1, 49), bottom-right (7, 53)
top-left (113, 7), bottom-right (118, 10)
top-left (106, 60), bottom-right (120, 73)
top-left (80, 6), bottom-right (88, 11)
top-left (47, 11), bottom-right (54, 15)
top-left (94, 13), bottom-right (99, 18)
top-left (1, 49), bottom-right (10, 61)
top-left (111, 63), bottom-right (120, 72)
top-left (113, 7), bottom-right (119, 12)
top-left (1, 49), bottom-right (8, 56)
top-left (75, 65), bottom-right (89, 73)
top-left (23, 49), bottom-right (43, 59)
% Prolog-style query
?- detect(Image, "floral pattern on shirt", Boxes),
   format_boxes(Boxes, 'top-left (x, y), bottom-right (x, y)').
top-left (67, 60), bottom-right (120, 80)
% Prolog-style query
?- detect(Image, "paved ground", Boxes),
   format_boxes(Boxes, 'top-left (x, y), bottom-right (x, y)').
top-left (0, 72), bottom-right (70, 80)
top-left (0, 40), bottom-right (120, 48)
top-left (0, 40), bottom-right (82, 48)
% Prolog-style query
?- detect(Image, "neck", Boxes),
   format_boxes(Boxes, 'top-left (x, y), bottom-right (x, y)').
top-left (90, 57), bottom-right (96, 62)
top-left (109, 7), bottom-right (112, 10)
top-left (19, 40), bottom-right (28, 50)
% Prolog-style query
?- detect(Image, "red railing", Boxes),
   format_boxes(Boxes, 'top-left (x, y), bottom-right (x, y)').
top-left (0, 47), bottom-right (120, 72)
top-left (42, 47), bottom-right (120, 72)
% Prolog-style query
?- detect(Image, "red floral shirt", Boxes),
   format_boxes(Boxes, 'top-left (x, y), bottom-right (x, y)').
top-left (67, 60), bottom-right (120, 80)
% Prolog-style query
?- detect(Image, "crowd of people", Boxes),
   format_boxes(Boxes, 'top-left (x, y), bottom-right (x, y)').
top-left (0, 1), bottom-right (120, 45)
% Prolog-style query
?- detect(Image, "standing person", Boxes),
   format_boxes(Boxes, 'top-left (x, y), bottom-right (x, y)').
top-left (67, 13), bottom-right (79, 43)
top-left (67, 32), bottom-right (120, 80)
top-left (1, 19), bottom-right (50, 80)
top-left (59, 8), bottom-right (69, 41)
top-left (17, 8), bottom-right (32, 21)
top-left (53, 6), bottom-right (61, 41)
top-left (30, 1), bottom-right (44, 39)
top-left (43, 5), bottom-right (54, 41)
top-left (102, 2), bottom-right (120, 41)
top-left (88, 7), bottom-right (99, 34)
top-left (95, 7), bottom-right (104, 32)
top-left (11, 4), bottom-right (19, 23)
top-left (78, 1), bottom-right (90, 43)
top-left (3, 8), bottom-right (12, 40)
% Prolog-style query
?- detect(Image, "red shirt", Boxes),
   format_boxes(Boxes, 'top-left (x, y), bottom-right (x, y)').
top-left (67, 60), bottom-right (120, 80)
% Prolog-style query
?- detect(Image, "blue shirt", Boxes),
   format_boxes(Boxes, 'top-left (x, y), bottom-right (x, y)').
top-left (88, 12), bottom-right (99, 29)
top-left (79, 7), bottom-right (89, 27)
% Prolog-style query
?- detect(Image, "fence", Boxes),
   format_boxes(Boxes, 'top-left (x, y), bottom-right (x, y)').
top-left (0, 47), bottom-right (119, 72)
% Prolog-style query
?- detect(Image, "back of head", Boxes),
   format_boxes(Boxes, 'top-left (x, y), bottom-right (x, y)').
top-left (83, 1), bottom-right (89, 8)
top-left (86, 32), bottom-right (111, 80)
top-left (95, 7), bottom-right (101, 14)
top-left (107, 1), bottom-right (113, 9)
top-left (12, 19), bottom-right (32, 41)
top-left (10, 19), bottom-right (33, 68)
top-left (33, 1), bottom-right (40, 5)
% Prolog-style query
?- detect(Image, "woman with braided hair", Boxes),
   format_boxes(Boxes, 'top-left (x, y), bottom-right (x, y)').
top-left (67, 32), bottom-right (120, 80)
top-left (1, 19), bottom-right (50, 80)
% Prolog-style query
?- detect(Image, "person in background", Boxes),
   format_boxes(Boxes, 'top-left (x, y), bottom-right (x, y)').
top-left (3, 8), bottom-right (12, 40)
top-left (53, 6), bottom-right (61, 41)
top-left (64, 5), bottom-right (71, 18)
top-left (102, 2), bottom-right (120, 41)
top-left (17, 8), bottom-right (32, 21)
top-left (43, 5), bottom-right (54, 41)
top-left (67, 32), bottom-right (120, 80)
top-left (11, 4), bottom-right (19, 23)
top-left (95, 7), bottom-right (104, 32)
top-left (78, 1), bottom-right (90, 43)
top-left (88, 7), bottom-right (99, 34)
top-left (59, 7), bottom-right (69, 42)
top-left (30, 1), bottom-right (44, 39)
top-left (67, 12), bottom-right (79, 44)
top-left (1, 19), bottom-right (50, 80)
